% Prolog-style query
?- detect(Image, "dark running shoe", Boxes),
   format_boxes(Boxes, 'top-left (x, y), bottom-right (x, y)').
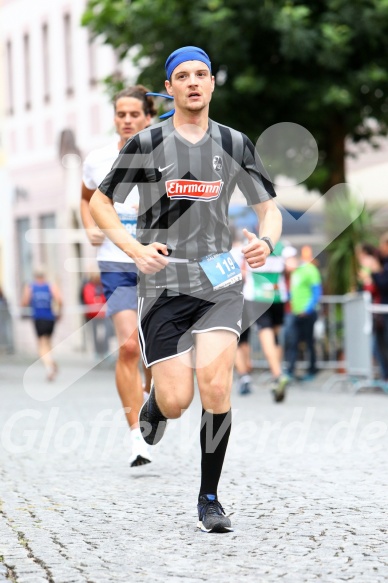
top-left (129, 453), bottom-right (152, 467)
top-left (271, 375), bottom-right (289, 403)
top-left (139, 383), bottom-right (167, 446)
top-left (197, 494), bottom-right (233, 533)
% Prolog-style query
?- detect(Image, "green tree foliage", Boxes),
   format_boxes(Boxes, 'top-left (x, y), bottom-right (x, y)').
top-left (325, 194), bottom-right (376, 294)
top-left (82, 0), bottom-right (388, 193)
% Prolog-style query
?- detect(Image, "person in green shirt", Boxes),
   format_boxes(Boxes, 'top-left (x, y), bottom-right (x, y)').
top-left (286, 247), bottom-right (322, 380)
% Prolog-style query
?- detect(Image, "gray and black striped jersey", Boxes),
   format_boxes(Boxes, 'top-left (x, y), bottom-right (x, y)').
top-left (99, 117), bottom-right (276, 296)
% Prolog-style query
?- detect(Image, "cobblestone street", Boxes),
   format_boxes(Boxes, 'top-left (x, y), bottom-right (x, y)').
top-left (1, 356), bottom-right (388, 582)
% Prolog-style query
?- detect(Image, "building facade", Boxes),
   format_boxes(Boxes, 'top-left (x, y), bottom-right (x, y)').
top-left (0, 0), bottom-right (137, 354)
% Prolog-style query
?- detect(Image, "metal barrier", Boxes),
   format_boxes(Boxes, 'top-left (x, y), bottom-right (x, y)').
top-left (251, 294), bottom-right (353, 371)
top-left (7, 297), bottom-right (388, 394)
top-left (343, 292), bottom-right (373, 378)
top-left (7, 304), bottom-right (111, 357)
top-left (11, 295), bottom-right (375, 372)
top-left (251, 292), bottom-right (388, 393)
top-left (0, 301), bottom-right (14, 353)
top-left (14, 304), bottom-right (106, 317)
top-left (317, 294), bottom-right (347, 368)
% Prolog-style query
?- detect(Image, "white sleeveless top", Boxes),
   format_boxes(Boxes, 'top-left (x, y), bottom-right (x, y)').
top-left (83, 141), bottom-right (139, 263)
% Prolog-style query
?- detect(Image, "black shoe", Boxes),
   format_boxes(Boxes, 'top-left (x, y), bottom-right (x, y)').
top-left (197, 494), bottom-right (233, 533)
top-left (139, 384), bottom-right (167, 446)
top-left (129, 454), bottom-right (152, 467)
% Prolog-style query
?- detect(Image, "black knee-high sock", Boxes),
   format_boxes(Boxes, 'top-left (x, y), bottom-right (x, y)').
top-left (199, 408), bottom-right (232, 499)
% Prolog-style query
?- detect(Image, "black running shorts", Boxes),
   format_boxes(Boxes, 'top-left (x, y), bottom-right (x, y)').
top-left (238, 327), bottom-right (250, 345)
top-left (34, 319), bottom-right (55, 338)
top-left (138, 283), bottom-right (244, 367)
top-left (255, 302), bottom-right (285, 331)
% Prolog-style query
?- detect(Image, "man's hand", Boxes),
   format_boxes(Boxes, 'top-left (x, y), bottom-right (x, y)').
top-left (242, 228), bottom-right (270, 269)
top-left (86, 226), bottom-right (105, 246)
top-left (131, 242), bottom-right (170, 274)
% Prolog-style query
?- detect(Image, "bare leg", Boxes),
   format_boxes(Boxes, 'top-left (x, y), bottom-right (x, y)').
top-left (37, 336), bottom-right (57, 380)
top-left (234, 341), bottom-right (252, 375)
top-left (143, 364), bottom-right (152, 394)
top-left (112, 310), bottom-right (143, 429)
top-left (259, 325), bottom-right (288, 403)
top-left (195, 330), bottom-right (237, 412)
top-left (151, 350), bottom-right (195, 418)
top-left (258, 327), bottom-right (282, 378)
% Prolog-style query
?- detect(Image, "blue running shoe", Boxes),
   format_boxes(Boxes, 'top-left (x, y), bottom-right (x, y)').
top-left (239, 380), bottom-right (252, 395)
top-left (238, 375), bottom-right (252, 395)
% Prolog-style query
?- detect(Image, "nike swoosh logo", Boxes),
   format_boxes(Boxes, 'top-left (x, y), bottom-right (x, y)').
top-left (158, 163), bottom-right (174, 173)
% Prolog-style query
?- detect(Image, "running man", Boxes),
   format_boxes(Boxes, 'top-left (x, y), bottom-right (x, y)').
top-left (21, 268), bottom-right (62, 381)
top-left (243, 240), bottom-right (289, 402)
top-left (89, 47), bottom-right (282, 532)
top-left (230, 230), bottom-right (254, 395)
top-left (80, 86), bottom-right (156, 467)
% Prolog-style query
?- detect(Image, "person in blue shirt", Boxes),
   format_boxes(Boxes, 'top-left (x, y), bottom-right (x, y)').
top-left (21, 268), bottom-right (63, 381)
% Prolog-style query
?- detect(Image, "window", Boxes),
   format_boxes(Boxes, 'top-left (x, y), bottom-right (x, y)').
top-left (16, 218), bottom-right (33, 289)
top-left (112, 49), bottom-right (123, 83)
top-left (39, 214), bottom-right (56, 279)
top-left (63, 14), bottom-right (73, 96)
top-left (42, 23), bottom-right (50, 103)
top-left (27, 126), bottom-right (34, 150)
top-left (23, 33), bottom-right (31, 110)
top-left (5, 40), bottom-right (14, 115)
top-left (88, 32), bottom-right (97, 87)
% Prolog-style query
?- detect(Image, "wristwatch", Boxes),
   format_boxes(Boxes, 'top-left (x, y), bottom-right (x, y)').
top-left (260, 236), bottom-right (274, 254)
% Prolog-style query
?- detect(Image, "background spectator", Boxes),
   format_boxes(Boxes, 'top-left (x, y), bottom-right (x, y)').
top-left (21, 268), bottom-right (62, 381)
top-left (0, 288), bottom-right (14, 354)
top-left (81, 273), bottom-right (111, 359)
top-left (286, 247), bottom-right (322, 381)
top-left (368, 233), bottom-right (388, 381)
top-left (230, 228), bottom-right (254, 395)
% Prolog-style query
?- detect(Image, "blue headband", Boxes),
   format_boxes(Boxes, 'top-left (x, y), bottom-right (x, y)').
top-left (146, 92), bottom-right (174, 119)
top-left (147, 48), bottom-right (212, 120)
top-left (165, 46), bottom-right (211, 80)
